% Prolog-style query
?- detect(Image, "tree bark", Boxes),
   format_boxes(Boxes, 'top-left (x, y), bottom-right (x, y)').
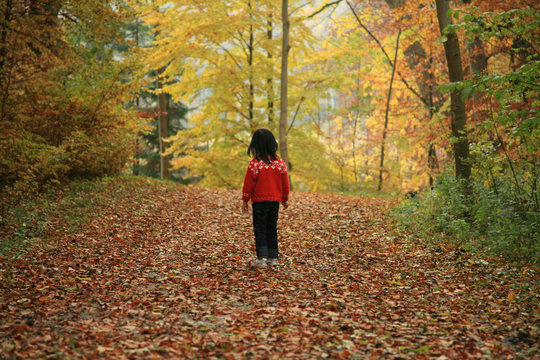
top-left (157, 76), bottom-right (170, 180)
top-left (267, 13), bottom-right (275, 123)
top-left (435, 0), bottom-right (471, 182)
top-left (279, 0), bottom-right (291, 171)
top-left (428, 143), bottom-right (438, 188)
top-left (352, 76), bottom-right (360, 184)
top-left (248, 0), bottom-right (254, 125)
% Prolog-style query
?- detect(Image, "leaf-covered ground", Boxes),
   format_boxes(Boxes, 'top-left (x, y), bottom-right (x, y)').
top-left (1, 178), bottom-right (538, 359)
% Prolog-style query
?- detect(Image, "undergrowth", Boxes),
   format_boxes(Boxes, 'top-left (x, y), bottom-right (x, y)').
top-left (393, 172), bottom-right (539, 265)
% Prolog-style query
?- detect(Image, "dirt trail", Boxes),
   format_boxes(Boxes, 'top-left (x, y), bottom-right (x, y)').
top-left (1, 185), bottom-right (538, 359)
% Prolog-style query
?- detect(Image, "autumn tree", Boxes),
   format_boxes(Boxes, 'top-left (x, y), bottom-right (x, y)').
top-left (0, 0), bottom-right (142, 199)
top-left (131, 0), bottom-right (328, 189)
top-left (279, 0), bottom-right (291, 171)
top-left (435, 0), bottom-right (471, 182)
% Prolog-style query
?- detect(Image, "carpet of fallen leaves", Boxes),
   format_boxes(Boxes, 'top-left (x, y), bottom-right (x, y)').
top-left (1, 179), bottom-right (538, 359)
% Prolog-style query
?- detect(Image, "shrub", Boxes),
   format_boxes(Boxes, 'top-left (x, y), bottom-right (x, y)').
top-left (394, 172), bottom-right (539, 264)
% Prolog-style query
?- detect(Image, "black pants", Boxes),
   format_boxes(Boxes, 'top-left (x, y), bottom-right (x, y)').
top-left (252, 201), bottom-right (280, 259)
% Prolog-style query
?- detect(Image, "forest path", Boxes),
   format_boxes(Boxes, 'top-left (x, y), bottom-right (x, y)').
top-left (1, 182), bottom-right (537, 359)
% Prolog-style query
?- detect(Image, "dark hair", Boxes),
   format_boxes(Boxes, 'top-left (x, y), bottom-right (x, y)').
top-left (247, 128), bottom-right (278, 164)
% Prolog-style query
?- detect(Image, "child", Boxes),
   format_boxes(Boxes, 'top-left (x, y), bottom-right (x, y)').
top-left (242, 128), bottom-right (289, 268)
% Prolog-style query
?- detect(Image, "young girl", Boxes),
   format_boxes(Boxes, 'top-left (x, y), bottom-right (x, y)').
top-left (242, 128), bottom-right (289, 268)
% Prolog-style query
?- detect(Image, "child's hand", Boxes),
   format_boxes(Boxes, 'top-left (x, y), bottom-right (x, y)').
top-left (242, 201), bottom-right (249, 214)
top-left (282, 201), bottom-right (289, 210)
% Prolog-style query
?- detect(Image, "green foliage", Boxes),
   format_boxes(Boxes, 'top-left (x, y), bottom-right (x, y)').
top-left (403, 6), bottom-right (539, 264)
top-left (446, 6), bottom-right (540, 154)
top-left (394, 172), bottom-right (539, 264)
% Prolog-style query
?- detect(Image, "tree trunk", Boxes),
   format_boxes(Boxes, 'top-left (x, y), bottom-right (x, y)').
top-left (279, 0), bottom-right (291, 171)
top-left (157, 77), bottom-right (170, 180)
top-left (428, 143), bottom-right (438, 188)
top-left (435, 0), bottom-right (471, 182)
top-left (267, 13), bottom-right (275, 123)
top-left (377, 29), bottom-right (401, 191)
top-left (248, 0), bottom-right (254, 125)
top-left (352, 76), bottom-right (360, 184)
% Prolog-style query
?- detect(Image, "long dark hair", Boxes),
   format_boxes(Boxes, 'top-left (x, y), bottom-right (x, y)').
top-left (247, 128), bottom-right (278, 164)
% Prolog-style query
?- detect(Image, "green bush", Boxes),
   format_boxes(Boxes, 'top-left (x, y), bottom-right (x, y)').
top-left (394, 172), bottom-right (539, 264)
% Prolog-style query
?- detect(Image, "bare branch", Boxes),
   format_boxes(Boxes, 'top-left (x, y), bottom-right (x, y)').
top-left (287, 96), bottom-right (305, 133)
top-left (308, 0), bottom-right (343, 19)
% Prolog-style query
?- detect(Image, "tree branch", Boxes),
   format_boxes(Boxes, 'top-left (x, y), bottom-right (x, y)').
top-left (287, 96), bottom-right (305, 133)
top-left (308, 0), bottom-right (343, 18)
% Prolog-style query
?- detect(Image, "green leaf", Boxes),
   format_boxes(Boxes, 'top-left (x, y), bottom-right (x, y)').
top-left (437, 35), bottom-right (448, 44)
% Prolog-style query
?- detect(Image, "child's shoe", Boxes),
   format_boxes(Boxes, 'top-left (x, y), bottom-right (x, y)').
top-left (251, 258), bottom-right (267, 268)
top-left (268, 258), bottom-right (278, 266)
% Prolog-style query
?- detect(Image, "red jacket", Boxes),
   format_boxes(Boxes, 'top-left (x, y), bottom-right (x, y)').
top-left (242, 157), bottom-right (289, 203)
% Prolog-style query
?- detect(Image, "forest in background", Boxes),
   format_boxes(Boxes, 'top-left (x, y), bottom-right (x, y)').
top-left (0, 0), bottom-right (538, 262)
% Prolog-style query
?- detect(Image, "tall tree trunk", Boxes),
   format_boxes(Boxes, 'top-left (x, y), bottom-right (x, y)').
top-left (248, 0), bottom-right (254, 125)
top-left (428, 143), bottom-right (438, 188)
top-left (427, 53), bottom-right (438, 188)
top-left (377, 29), bottom-right (401, 191)
top-left (435, 0), bottom-right (471, 182)
top-left (267, 13), bottom-right (275, 123)
top-left (279, 0), bottom-right (291, 171)
top-left (352, 75), bottom-right (360, 184)
top-left (157, 76), bottom-right (170, 180)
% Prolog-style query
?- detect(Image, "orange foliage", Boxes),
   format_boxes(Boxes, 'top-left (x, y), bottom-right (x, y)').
top-left (0, 0), bottom-right (141, 198)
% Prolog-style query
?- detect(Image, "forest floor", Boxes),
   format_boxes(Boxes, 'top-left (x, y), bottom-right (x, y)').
top-left (0, 177), bottom-right (538, 359)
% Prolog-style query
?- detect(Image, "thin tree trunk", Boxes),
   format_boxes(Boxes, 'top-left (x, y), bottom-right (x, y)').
top-left (428, 143), bottom-right (438, 188)
top-left (267, 13), bottom-right (274, 123)
top-left (435, 0), bottom-right (471, 182)
top-left (248, 0), bottom-right (254, 125)
top-left (377, 29), bottom-right (401, 191)
top-left (157, 75), bottom-right (170, 180)
top-left (427, 49), bottom-right (438, 188)
top-left (352, 75), bottom-right (360, 184)
top-left (279, 0), bottom-right (291, 171)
